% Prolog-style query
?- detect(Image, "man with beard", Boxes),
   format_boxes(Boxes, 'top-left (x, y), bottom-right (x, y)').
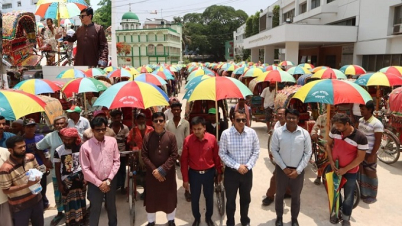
top-left (23, 118), bottom-right (51, 209)
top-left (80, 117), bottom-right (120, 226)
top-left (0, 116), bottom-right (15, 148)
top-left (142, 112), bottom-right (178, 226)
top-left (54, 128), bottom-right (86, 226)
top-left (0, 136), bottom-right (44, 225)
top-left (36, 115), bottom-right (68, 226)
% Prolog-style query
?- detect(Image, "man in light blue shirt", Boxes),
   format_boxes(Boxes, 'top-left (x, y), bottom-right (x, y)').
top-left (270, 108), bottom-right (312, 226)
top-left (219, 109), bottom-right (260, 226)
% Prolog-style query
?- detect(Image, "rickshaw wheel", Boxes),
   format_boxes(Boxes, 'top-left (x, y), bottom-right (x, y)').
top-left (377, 129), bottom-right (400, 164)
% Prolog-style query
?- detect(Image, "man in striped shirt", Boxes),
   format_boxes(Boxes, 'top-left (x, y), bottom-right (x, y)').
top-left (219, 109), bottom-right (260, 226)
top-left (0, 136), bottom-right (44, 226)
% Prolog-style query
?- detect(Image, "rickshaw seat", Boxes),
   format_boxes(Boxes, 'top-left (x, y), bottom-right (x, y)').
top-left (250, 96), bottom-right (262, 105)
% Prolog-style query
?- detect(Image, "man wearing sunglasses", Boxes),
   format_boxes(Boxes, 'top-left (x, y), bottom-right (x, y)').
top-left (219, 109), bottom-right (260, 226)
top-left (142, 112), bottom-right (178, 226)
top-left (63, 7), bottom-right (108, 67)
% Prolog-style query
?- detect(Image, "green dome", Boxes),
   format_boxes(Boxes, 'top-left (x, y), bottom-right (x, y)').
top-left (122, 11), bottom-right (139, 20)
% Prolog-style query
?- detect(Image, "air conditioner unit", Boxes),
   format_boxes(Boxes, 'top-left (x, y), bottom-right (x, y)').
top-left (393, 24), bottom-right (402, 34)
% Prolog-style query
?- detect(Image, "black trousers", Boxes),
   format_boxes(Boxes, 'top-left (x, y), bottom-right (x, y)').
top-left (275, 165), bottom-right (305, 220)
top-left (88, 178), bottom-right (118, 226)
top-left (189, 168), bottom-right (215, 221)
top-left (12, 198), bottom-right (44, 226)
top-left (40, 174), bottom-right (49, 207)
top-left (116, 156), bottom-right (127, 189)
top-left (224, 168), bottom-right (252, 226)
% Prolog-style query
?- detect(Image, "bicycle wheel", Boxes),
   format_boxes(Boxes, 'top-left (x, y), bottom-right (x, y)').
top-left (377, 129), bottom-right (400, 164)
top-left (215, 184), bottom-right (225, 217)
top-left (353, 181), bottom-right (360, 209)
top-left (128, 174), bottom-right (135, 226)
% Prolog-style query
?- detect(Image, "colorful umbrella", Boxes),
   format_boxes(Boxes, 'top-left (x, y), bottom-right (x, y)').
top-left (183, 76), bottom-right (253, 102)
top-left (355, 72), bottom-right (402, 87)
top-left (298, 63), bottom-right (315, 69)
top-left (297, 74), bottom-right (313, 86)
top-left (85, 68), bottom-right (106, 77)
top-left (279, 61), bottom-right (294, 67)
top-left (104, 66), bottom-right (119, 73)
top-left (107, 68), bottom-right (132, 78)
top-left (152, 68), bottom-right (175, 80)
top-left (93, 81), bottom-right (169, 109)
top-left (137, 66), bottom-right (153, 73)
top-left (339, 65), bottom-right (366, 76)
top-left (242, 68), bottom-right (264, 78)
top-left (256, 70), bottom-right (296, 83)
top-left (311, 68), bottom-right (347, 80)
top-left (56, 69), bottom-right (87, 79)
top-left (292, 79), bottom-right (372, 105)
top-left (325, 160), bottom-right (347, 222)
top-left (185, 75), bottom-right (212, 89)
top-left (379, 66), bottom-right (402, 77)
top-left (389, 87), bottom-right (402, 112)
top-left (130, 73), bottom-right (167, 86)
top-left (124, 67), bottom-right (140, 76)
top-left (233, 66), bottom-right (249, 75)
top-left (220, 63), bottom-right (237, 72)
top-left (312, 66), bottom-right (329, 73)
top-left (62, 78), bottom-right (108, 98)
top-left (13, 79), bottom-right (60, 94)
top-left (35, 0), bottom-right (88, 19)
top-left (0, 90), bottom-right (47, 120)
top-left (264, 65), bottom-right (283, 71)
top-left (287, 66), bottom-right (311, 75)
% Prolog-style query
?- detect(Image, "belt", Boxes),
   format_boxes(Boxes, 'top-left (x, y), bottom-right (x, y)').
top-left (190, 167), bottom-right (214, 174)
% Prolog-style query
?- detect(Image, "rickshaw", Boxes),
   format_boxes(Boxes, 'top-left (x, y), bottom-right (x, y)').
top-left (247, 78), bottom-right (269, 126)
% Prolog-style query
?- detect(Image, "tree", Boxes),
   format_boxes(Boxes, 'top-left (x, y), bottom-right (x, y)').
top-left (92, 0), bottom-right (111, 28)
top-left (85, 0), bottom-right (90, 5)
top-left (245, 16), bottom-right (254, 38)
top-left (252, 11), bottom-right (260, 35)
top-left (272, 5), bottom-right (280, 28)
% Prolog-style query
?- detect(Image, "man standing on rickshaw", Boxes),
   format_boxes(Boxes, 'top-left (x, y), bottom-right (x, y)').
top-left (261, 83), bottom-right (276, 132)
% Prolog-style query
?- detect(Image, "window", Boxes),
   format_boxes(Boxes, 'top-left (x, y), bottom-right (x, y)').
top-left (311, 0), bottom-right (320, 9)
top-left (329, 17), bottom-right (356, 26)
top-left (394, 5), bottom-right (402, 25)
top-left (327, 0), bottom-right (335, 3)
top-left (300, 3), bottom-right (307, 14)
top-left (362, 54), bottom-right (402, 72)
top-left (17, 1), bottom-right (21, 7)
top-left (147, 44), bottom-right (155, 55)
top-left (2, 3), bottom-right (12, 9)
top-left (283, 9), bottom-right (295, 23)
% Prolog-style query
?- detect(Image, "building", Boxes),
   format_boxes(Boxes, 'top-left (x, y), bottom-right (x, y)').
top-left (233, 24), bottom-right (246, 60)
top-left (225, 41), bottom-right (234, 60)
top-left (242, 0), bottom-right (402, 71)
top-left (115, 10), bottom-right (182, 67)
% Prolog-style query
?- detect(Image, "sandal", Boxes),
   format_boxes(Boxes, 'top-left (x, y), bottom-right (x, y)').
top-left (50, 213), bottom-right (65, 226)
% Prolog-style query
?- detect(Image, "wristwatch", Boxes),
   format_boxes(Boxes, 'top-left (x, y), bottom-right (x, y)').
top-left (105, 179), bottom-right (111, 186)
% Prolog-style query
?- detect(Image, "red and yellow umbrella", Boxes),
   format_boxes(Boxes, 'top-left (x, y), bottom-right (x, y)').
top-left (379, 66), bottom-right (402, 77)
top-left (339, 65), bottom-right (366, 76)
top-left (256, 70), bottom-right (296, 83)
top-left (312, 68), bottom-right (347, 79)
top-left (85, 68), bottom-right (106, 77)
top-left (312, 66), bottom-right (329, 73)
top-left (279, 61), bottom-right (294, 67)
top-left (13, 79), bottom-right (60, 94)
top-left (389, 87), bottom-right (402, 112)
top-left (355, 72), bottom-right (402, 87)
top-left (242, 68), bottom-right (264, 78)
top-left (0, 90), bottom-right (47, 120)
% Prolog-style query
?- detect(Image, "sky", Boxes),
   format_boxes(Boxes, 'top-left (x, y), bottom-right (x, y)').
top-left (111, 0), bottom-right (277, 28)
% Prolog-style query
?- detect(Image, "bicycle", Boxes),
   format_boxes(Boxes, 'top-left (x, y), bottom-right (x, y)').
top-left (376, 109), bottom-right (401, 164)
top-left (40, 40), bottom-right (74, 66)
top-left (214, 176), bottom-right (225, 217)
top-left (120, 150), bottom-right (141, 226)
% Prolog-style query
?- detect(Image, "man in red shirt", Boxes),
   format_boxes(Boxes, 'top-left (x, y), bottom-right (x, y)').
top-left (181, 116), bottom-right (222, 226)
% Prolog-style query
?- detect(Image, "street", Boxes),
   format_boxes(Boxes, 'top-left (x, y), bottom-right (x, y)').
top-left (43, 85), bottom-right (402, 226)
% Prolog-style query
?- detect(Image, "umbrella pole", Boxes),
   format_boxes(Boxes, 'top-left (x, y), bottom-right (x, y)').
top-left (84, 92), bottom-right (87, 113)
top-left (325, 104), bottom-right (331, 142)
top-left (215, 99), bottom-right (219, 141)
top-left (376, 85), bottom-right (380, 112)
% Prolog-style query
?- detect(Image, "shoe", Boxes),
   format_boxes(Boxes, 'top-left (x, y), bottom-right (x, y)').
top-left (314, 177), bottom-right (322, 185)
top-left (284, 193), bottom-right (292, 199)
top-left (330, 215), bottom-right (340, 224)
top-left (167, 220), bottom-right (176, 226)
top-left (291, 218), bottom-right (299, 226)
top-left (185, 190), bottom-right (191, 202)
top-left (50, 213), bottom-right (65, 226)
top-left (362, 197), bottom-right (377, 204)
top-left (262, 197), bottom-right (274, 206)
top-left (275, 217), bottom-right (283, 226)
top-left (206, 219), bottom-right (215, 226)
top-left (342, 220), bottom-right (351, 226)
top-left (147, 222), bottom-right (155, 226)
top-left (192, 219), bottom-right (200, 226)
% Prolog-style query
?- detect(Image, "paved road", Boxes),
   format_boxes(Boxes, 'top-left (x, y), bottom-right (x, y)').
top-left (44, 83), bottom-right (402, 226)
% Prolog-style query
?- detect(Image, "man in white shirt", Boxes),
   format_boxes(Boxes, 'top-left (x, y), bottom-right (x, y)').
top-left (0, 147), bottom-right (12, 226)
top-left (261, 83), bottom-right (276, 132)
top-left (67, 105), bottom-right (90, 139)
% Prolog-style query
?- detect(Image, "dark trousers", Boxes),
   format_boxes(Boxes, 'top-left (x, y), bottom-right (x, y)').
top-left (224, 168), bottom-right (252, 226)
top-left (341, 172), bottom-right (358, 220)
top-left (189, 168), bottom-right (215, 221)
top-left (275, 165), bottom-right (304, 220)
top-left (266, 169), bottom-right (291, 198)
top-left (12, 198), bottom-right (44, 226)
top-left (116, 157), bottom-right (127, 189)
top-left (40, 175), bottom-right (49, 207)
top-left (88, 178), bottom-right (117, 226)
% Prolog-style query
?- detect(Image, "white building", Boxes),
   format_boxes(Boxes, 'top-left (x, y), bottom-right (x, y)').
top-left (243, 0), bottom-right (402, 71)
top-left (233, 24), bottom-right (246, 60)
top-left (1, 0), bottom-right (40, 20)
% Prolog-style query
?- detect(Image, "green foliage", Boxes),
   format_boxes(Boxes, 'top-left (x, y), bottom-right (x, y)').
top-left (181, 5), bottom-right (248, 61)
top-left (272, 5), bottom-right (280, 28)
top-left (245, 16), bottom-right (254, 38)
top-left (92, 0), bottom-right (111, 28)
top-left (252, 11), bottom-right (260, 35)
top-left (85, 0), bottom-right (90, 5)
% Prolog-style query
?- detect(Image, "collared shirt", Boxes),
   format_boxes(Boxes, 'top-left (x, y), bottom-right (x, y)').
top-left (80, 136), bottom-right (120, 187)
top-left (181, 133), bottom-right (222, 182)
top-left (219, 126), bottom-right (260, 170)
top-left (0, 153), bottom-right (42, 213)
top-left (165, 118), bottom-right (190, 154)
top-left (82, 127), bottom-right (116, 142)
top-left (36, 130), bottom-right (63, 177)
top-left (24, 134), bottom-right (48, 165)
top-left (261, 87), bottom-right (275, 109)
top-left (0, 132), bottom-right (15, 148)
top-left (274, 121), bottom-right (283, 130)
top-left (0, 147), bottom-right (10, 204)
top-left (109, 123), bottom-right (130, 152)
top-left (270, 125), bottom-right (312, 174)
top-left (358, 115), bottom-right (384, 154)
top-left (68, 116), bottom-right (90, 139)
top-left (329, 127), bottom-right (368, 173)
